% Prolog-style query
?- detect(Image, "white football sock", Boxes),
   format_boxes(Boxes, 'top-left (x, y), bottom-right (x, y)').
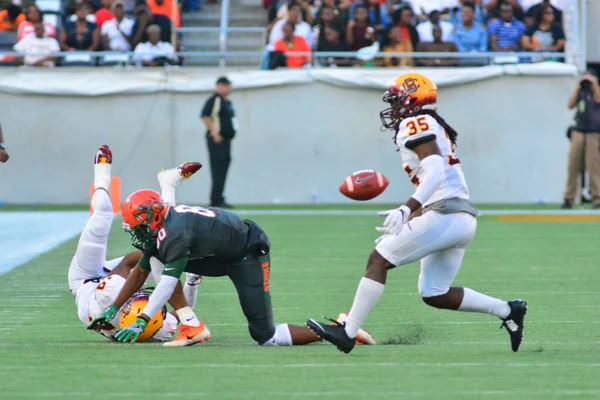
top-left (458, 288), bottom-right (511, 319)
top-left (183, 274), bottom-right (201, 310)
top-left (175, 306), bottom-right (200, 327)
top-left (158, 168), bottom-right (182, 206)
top-left (344, 277), bottom-right (385, 338)
top-left (94, 163), bottom-right (111, 192)
top-left (261, 324), bottom-right (293, 346)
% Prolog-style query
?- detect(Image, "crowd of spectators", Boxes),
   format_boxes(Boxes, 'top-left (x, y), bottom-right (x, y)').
top-left (263, 0), bottom-right (568, 68)
top-left (0, 0), bottom-right (181, 67)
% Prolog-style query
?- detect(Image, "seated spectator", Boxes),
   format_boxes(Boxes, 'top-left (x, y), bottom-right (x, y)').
top-left (17, 5), bottom-right (56, 40)
top-left (148, 0), bottom-right (180, 28)
top-left (59, 4), bottom-right (100, 51)
top-left (313, 6), bottom-right (343, 49)
top-left (488, 2), bottom-right (526, 53)
top-left (95, 0), bottom-right (114, 29)
top-left (268, 4), bottom-right (312, 51)
top-left (350, 0), bottom-right (391, 37)
top-left (449, 0), bottom-right (485, 27)
top-left (317, 26), bottom-right (351, 67)
top-left (525, 0), bottom-right (562, 27)
top-left (453, 4), bottom-right (488, 53)
top-left (382, 26), bottom-right (412, 67)
top-left (0, 4), bottom-right (25, 32)
top-left (485, 0), bottom-right (525, 22)
top-left (392, 7), bottom-right (419, 51)
top-left (416, 9), bottom-right (453, 43)
top-left (275, 0), bottom-right (313, 26)
top-left (313, 0), bottom-right (341, 25)
top-left (416, 25), bottom-right (458, 66)
top-left (101, 0), bottom-right (134, 51)
top-left (13, 22), bottom-right (59, 67)
top-left (273, 21), bottom-right (311, 68)
top-left (521, 3), bottom-right (564, 56)
top-left (346, 5), bottom-right (375, 51)
top-left (131, 3), bottom-right (171, 47)
top-left (133, 24), bottom-right (177, 66)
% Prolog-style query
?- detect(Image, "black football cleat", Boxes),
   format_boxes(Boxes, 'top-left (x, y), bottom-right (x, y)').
top-left (500, 299), bottom-right (528, 352)
top-left (306, 317), bottom-right (355, 354)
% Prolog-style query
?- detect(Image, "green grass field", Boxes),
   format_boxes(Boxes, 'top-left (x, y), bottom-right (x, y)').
top-left (1, 211), bottom-right (599, 399)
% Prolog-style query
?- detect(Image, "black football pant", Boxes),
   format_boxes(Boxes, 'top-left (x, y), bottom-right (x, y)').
top-left (206, 135), bottom-right (231, 206)
top-left (185, 252), bottom-right (275, 344)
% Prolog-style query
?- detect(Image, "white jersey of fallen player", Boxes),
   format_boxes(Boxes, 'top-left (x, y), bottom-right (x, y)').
top-left (395, 114), bottom-right (469, 206)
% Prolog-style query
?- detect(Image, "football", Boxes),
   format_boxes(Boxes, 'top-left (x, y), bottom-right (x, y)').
top-left (339, 170), bottom-right (389, 201)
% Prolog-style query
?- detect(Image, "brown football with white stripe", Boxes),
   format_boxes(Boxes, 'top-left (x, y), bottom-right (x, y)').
top-left (339, 170), bottom-right (389, 201)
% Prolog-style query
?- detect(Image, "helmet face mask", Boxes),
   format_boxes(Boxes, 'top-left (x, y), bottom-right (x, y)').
top-left (122, 189), bottom-right (165, 251)
top-left (379, 73), bottom-right (438, 131)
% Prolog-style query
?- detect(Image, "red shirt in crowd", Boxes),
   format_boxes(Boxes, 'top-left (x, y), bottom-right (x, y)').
top-left (274, 36), bottom-right (311, 68)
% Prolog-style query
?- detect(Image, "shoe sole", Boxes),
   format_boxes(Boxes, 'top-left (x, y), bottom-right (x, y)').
top-left (163, 334), bottom-right (212, 348)
top-left (305, 320), bottom-right (353, 354)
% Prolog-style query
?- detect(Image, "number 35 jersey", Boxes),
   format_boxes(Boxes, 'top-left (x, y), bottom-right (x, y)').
top-left (395, 114), bottom-right (470, 206)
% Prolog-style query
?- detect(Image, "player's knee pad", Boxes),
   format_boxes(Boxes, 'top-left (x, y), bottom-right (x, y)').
top-left (91, 189), bottom-right (113, 213)
top-left (259, 324), bottom-right (292, 346)
top-left (87, 211), bottom-right (114, 238)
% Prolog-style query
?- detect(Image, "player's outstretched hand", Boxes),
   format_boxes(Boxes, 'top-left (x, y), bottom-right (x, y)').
top-left (87, 304), bottom-right (119, 332)
top-left (115, 318), bottom-right (148, 344)
top-left (376, 205), bottom-right (411, 236)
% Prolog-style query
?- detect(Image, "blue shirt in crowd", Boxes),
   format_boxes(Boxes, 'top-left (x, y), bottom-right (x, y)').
top-left (453, 23), bottom-right (488, 52)
top-left (488, 18), bottom-right (526, 50)
top-left (449, 4), bottom-right (486, 27)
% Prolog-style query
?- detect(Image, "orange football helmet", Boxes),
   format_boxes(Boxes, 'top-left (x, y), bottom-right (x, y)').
top-left (380, 72), bottom-right (438, 129)
top-left (119, 291), bottom-right (165, 342)
top-left (122, 189), bottom-right (166, 250)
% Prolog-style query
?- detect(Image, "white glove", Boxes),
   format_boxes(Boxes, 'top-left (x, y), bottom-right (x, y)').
top-left (376, 205), bottom-right (411, 236)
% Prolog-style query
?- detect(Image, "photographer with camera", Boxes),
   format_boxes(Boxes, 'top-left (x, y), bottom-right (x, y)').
top-left (562, 69), bottom-right (600, 209)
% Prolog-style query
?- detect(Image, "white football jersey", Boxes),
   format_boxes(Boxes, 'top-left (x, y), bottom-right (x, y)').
top-left (395, 114), bottom-right (470, 206)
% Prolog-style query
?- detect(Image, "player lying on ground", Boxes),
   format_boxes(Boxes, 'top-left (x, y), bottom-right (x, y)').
top-left (89, 189), bottom-right (377, 347)
top-left (307, 73), bottom-right (528, 353)
top-left (70, 145), bottom-right (204, 343)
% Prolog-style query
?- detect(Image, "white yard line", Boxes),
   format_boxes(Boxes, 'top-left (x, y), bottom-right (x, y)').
top-left (233, 209), bottom-right (600, 216)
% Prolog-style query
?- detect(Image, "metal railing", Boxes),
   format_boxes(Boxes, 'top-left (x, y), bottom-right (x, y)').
top-left (0, 50), bottom-right (579, 67)
top-left (218, 0), bottom-right (230, 68)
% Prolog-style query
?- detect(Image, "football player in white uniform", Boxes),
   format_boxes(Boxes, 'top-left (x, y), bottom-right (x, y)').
top-left (307, 73), bottom-right (527, 353)
top-left (69, 145), bottom-right (205, 343)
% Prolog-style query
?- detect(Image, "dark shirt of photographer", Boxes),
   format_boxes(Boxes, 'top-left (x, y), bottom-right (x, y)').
top-left (568, 72), bottom-right (600, 133)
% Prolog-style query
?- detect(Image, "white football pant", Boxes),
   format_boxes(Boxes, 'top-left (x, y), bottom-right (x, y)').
top-left (375, 211), bottom-right (477, 297)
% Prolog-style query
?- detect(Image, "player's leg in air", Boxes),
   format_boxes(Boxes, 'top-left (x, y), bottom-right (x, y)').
top-left (156, 163), bottom-right (205, 314)
top-left (222, 221), bottom-right (376, 347)
top-left (68, 145), bottom-right (132, 338)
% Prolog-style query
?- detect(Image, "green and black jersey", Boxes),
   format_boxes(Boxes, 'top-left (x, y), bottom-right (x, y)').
top-left (139, 205), bottom-right (266, 277)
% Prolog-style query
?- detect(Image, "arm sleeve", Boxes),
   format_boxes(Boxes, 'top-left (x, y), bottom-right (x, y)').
top-left (141, 274), bottom-right (179, 319)
top-left (138, 251), bottom-right (152, 271)
top-left (201, 96), bottom-right (216, 118)
top-left (412, 154), bottom-right (446, 205)
top-left (554, 26), bottom-right (565, 40)
top-left (161, 256), bottom-right (188, 278)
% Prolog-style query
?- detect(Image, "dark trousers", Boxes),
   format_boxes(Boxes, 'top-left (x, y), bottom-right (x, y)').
top-left (206, 135), bottom-right (231, 206)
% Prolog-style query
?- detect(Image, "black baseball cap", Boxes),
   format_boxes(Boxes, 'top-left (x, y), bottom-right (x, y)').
top-left (216, 76), bottom-right (231, 85)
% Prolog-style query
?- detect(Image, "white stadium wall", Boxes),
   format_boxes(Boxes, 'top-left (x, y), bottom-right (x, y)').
top-left (0, 65), bottom-right (577, 204)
